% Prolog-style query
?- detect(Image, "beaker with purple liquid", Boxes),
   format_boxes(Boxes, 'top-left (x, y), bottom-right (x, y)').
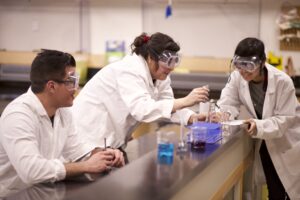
top-left (191, 126), bottom-right (207, 151)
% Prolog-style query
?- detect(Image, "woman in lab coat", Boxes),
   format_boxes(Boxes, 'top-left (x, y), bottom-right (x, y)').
top-left (218, 37), bottom-right (300, 200)
top-left (72, 32), bottom-right (209, 150)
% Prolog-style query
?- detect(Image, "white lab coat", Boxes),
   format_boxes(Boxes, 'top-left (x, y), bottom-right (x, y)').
top-left (4, 183), bottom-right (65, 200)
top-left (218, 63), bottom-right (300, 199)
top-left (72, 53), bottom-right (194, 148)
top-left (0, 89), bottom-right (94, 195)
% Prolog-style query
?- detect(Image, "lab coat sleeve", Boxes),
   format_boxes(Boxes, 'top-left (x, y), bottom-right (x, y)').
top-left (170, 109), bottom-right (195, 125)
top-left (157, 77), bottom-right (194, 125)
top-left (253, 83), bottom-right (298, 139)
top-left (0, 112), bottom-right (66, 185)
top-left (117, 70), bottom-right (174, 123)
top-left (218, 72), bottom-right (242, 119)
top-left (61, 114), bottom-right (96, 162)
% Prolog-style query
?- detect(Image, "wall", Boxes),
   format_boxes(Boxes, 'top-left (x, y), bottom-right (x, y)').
top-left (143, 0), bottom-right (260, 57)
top-left (260, 0), bottom-right (300, 73)
top-left (88, 0), bottom-right (142, 54)
top-left (0, 0), bottom-right (299, 72)
top-left (0, 0), bottom-right (142, 53)
top-left (0, 0), bottom-right (81, 52)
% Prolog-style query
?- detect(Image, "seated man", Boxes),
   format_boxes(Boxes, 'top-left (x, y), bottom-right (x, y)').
top-left (0, 50), bottom-right (124, 194)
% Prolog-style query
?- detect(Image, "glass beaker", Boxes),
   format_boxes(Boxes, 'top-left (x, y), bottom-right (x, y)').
top-left (208, 99), bottom-right (218, 123)
top-left (191, 126), bottom-right (207, 151)
top-left (199, 85), bottom-right (210, 120)
top-left (221, 109), bottom-right (231, 137)
top-left (157, 131), bottom-right (174, 163)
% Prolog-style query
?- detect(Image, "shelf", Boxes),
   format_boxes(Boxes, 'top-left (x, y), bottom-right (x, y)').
top-left (279, 5), bottom-right (300, 51)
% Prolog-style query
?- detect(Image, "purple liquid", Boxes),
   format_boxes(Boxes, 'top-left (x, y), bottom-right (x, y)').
top-left (191, 140), bottom-right (206, 150)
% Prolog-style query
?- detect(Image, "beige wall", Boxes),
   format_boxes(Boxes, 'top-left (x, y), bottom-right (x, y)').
top-left (0, 0), bottom-right (299, 73)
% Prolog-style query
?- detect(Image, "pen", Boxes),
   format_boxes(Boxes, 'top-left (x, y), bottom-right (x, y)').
top-left (104, 137), bottom-right (107, 150)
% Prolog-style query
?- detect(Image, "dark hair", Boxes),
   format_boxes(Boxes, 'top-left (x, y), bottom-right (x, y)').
top-left (30, 49), bottom-right (76, 93)
top-left (234, 37), bottom-right (266, 61)
top-left (131, 32), bottom-right (180, 61)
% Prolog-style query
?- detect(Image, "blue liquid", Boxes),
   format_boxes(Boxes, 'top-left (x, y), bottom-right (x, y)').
top-left (157, 143), bottom-right (174, 165)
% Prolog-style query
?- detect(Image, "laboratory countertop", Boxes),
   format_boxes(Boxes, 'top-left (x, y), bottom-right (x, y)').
top-left (3, 123), bottom-right (251, 200)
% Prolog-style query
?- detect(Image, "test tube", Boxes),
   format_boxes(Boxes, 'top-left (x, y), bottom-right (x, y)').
top-left (180, 113), bottom-right (184, 143)
top-left (199, 85), bottom-right (210, 122)
top-left (177, 110), bottom-right (187, 152)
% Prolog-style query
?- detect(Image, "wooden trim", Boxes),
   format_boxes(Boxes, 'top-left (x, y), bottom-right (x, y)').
top-left (0, 51), bottom-right (230, 73)
top-left (211, 151), bottom-right (253, 200)
top-left (179, 56), bottom-right (231, 73)
top-left (171, 134), bottom-right (253, 200)
top-left (0, 51), bottom-right (37, 65)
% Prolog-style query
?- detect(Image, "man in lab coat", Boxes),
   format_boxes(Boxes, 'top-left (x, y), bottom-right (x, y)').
top-left (0, 50), bottom-right (124, 196)
top-left (218, 38), bottom-right (300, 199)
top-left (72, 32), bottom-right (209, 149)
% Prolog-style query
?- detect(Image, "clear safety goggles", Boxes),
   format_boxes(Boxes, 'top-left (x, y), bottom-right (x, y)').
top-left (153, 50), bottom-right (181, 69)
top-left (53, 72), bottom-right (80, 91)
top-left (231, 56), bottom-right (262, 73)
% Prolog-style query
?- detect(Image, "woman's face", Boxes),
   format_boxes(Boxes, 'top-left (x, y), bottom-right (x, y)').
top-left (148, 58), bottom-right (174, 80)
top-left (238, 66), bottom-right (261, 82)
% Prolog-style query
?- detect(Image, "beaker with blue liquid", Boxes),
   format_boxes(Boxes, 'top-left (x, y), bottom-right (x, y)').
top-left (157, 131), bottom-right (174, 165)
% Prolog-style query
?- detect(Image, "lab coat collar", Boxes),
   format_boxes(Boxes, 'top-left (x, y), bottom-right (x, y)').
top-left (26, 88), bottom-right (65, 126)
top-left (26, 88), bottom-right (49, 117)
top-left (240, 78), bottom-right (257, 118)
top-left (239, 63), bottom-right (276, 118)
top-left (265, 63), bottom-right (276, 94)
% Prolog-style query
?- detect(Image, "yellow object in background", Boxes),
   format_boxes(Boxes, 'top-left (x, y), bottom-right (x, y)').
top-left (75, 55), bottom-right (88, 85)
top-left (261, 184), bottom-right (268, 200)
top-left (173, 67), bottom-right (190, 73)
top-left (267, 51), bottom-right (283, 71)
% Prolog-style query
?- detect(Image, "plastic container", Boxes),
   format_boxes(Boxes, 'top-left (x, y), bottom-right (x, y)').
top-left (188, 122), bottom-right (222, 144)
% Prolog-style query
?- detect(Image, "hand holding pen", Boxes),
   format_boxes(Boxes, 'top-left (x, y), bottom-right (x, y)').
top-left (102, 137), bottom-right (125, 167)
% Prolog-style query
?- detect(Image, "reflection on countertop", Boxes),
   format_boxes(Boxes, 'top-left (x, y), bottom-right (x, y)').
top-left (2, 123), bottom-right (252, 200)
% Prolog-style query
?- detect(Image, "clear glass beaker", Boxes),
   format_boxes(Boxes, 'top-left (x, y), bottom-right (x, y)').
top-left (157, 131), bottom-right (174, 164)
top-left (191, 126), bottom-right (207, 151)
top-left (221, 109), bottom-right (231, 137)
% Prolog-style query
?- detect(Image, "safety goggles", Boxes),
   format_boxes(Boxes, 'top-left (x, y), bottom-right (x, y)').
top-left (53, 72), bottom-right (80, 91)
top-left (152, 50), bottom-right (181, 69)
top-left (231, 56), bottom-right (262, 73)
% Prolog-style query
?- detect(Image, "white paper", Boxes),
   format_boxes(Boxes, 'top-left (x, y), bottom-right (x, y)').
top-left (222, 120), bottom-right (244, 126)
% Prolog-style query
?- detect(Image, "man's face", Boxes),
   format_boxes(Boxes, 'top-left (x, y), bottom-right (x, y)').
top-left (53, 66), bottom-right (78, 107)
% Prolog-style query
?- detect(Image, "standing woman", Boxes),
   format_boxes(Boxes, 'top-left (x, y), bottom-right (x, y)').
top-left (72, 32), bottom-right (209, 149)
top-left (218, 37), bottom-right (300, 199)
